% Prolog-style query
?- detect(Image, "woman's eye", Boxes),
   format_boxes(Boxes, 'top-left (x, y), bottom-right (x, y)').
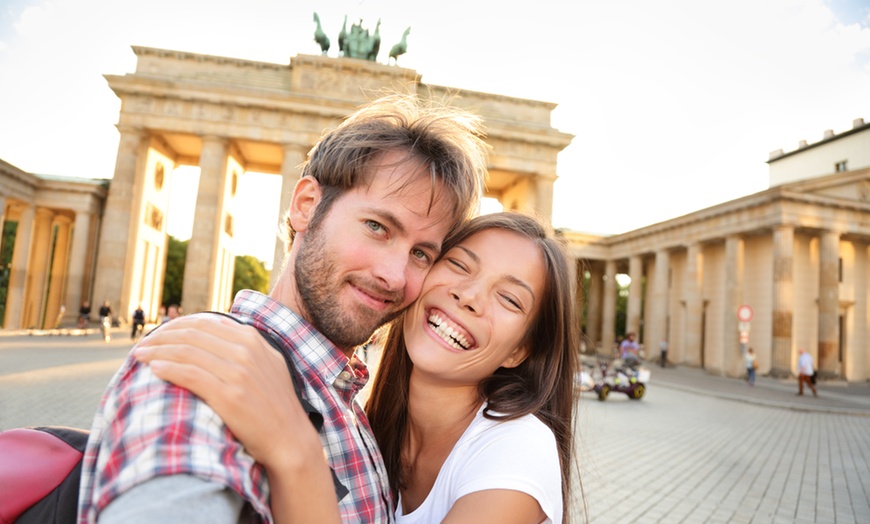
top-left (501, 294), bottom-right (523, 311)
top-left (447, 258), bottom-right (468, 272)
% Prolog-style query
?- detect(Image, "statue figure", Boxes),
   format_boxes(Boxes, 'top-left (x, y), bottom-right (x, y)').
top-left (312, 15), bottom-right (403, 63)
top-left (389, 26), bottom-right (411, 63)
top-left (313, 12), bottom-right (330, 54)
top-left (338, 15), bottom-right (348, 56)
top-left (368, 19), bottom-right (381, 61)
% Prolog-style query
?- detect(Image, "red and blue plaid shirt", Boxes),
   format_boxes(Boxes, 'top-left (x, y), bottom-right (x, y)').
top-left (78, 290), bottom-right (393, 523)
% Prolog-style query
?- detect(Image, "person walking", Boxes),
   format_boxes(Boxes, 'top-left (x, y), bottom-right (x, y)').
top-left (797, 348), bottom-right (817, 397)
top-left (659, 339), bottom-right (668, 368)
top-left (131, 305), bottom-right (146, 339)
top-left (745, 347), bottom-right (758, 386)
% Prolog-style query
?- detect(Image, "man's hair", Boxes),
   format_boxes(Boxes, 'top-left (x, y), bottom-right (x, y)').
top-left (283, 93), bottom-right (489, 248)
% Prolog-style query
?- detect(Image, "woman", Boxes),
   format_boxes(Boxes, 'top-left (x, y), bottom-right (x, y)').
top-left (745, 347), bottom-right (758, 386)
top-left (136, 212), bottom-right (578, 523)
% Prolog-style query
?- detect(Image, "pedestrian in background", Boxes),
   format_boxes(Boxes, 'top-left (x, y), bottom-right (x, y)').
top-left (659, 339), bottom-right (668, 368)
top-left (797, 348), bottom-right (817, 397)
top-left (745, 347), bottom-right (758, 386)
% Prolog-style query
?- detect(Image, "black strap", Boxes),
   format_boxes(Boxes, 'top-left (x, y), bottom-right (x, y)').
top-left (204, 311), bottom-right (349, 501)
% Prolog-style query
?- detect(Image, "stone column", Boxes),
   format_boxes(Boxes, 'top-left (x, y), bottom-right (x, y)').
top-left (183, 136), bottom-right (229, 314)
top-left (722, 235), bottom-right (744, 376)
top-left (771, 226), bottom-right (794, 376)
top-left (818, 230), bottom-right (840, 375)
top-left (586, 261), bottom-right (603, 351)
top-left (0, 195), bottom-right (6, 237)
top-left (45, 216), bottom-right (72, 328)
top-left (684, 243), bottom-right (703, 366)
top-left (627, 255), bottom-right (643, 337)
top-left (601, 260), bottom-right (617, 354)
top-left (64, 211), bottom-right (92, 319)
top-left (270, 143), bottom-right (308, 289)
top-left (93, 127), bottom-right (147, 313)
top-left (647, 249), bottom-right (670, 358)
top-left (3, 204), bottom-right (35, 329)
top-left (23, 208), bottom-right (54, 328)
top-left (571, 258), bottom-right (585, 350)
top-left (533, 175), bottom-right (555, 227)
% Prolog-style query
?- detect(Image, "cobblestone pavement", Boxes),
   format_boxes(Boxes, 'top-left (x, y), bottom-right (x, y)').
top-left (2, 332), bottom-right (869, 523)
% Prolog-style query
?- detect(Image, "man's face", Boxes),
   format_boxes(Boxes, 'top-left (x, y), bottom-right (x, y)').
top-left (295, 151), bottom-right (455, 350)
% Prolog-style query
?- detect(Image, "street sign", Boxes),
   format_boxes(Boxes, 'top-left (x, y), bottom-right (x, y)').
top-left (739, 331), bottom-right (750, 344)
top-left (738, 321), bottom-right (751, 332)
top-left (737, 304), bottom-right (753, 322)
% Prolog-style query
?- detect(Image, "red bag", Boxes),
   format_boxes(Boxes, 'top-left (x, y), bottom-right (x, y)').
top-left (0, 426), bottom-right (88, 523)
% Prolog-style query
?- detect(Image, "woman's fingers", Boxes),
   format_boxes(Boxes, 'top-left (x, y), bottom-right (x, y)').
top-left (133, 312), bottom-right (312, 468)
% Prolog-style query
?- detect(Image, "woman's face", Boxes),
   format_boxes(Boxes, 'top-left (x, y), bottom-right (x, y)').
top-left (403, 227), bottom-right (546, 386)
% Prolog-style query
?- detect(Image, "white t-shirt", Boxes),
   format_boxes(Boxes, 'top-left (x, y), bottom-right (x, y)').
top-left (395, 403), bottom-right (562, 523)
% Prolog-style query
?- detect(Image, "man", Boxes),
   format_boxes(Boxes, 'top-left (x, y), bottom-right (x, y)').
top-left (619, 332), bottom-right (640, 368)
top-left (130, 304), bottom-right (146, 339)
top-left (78, 94), bottom-right (487, 523)
top-left (797, 348), bottom-right (817, 397)
top-left (98, 300), bottom-right (112, 324)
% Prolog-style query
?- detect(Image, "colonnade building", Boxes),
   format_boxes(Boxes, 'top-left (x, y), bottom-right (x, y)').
top-left (568, 118), bottom-right (870, 381)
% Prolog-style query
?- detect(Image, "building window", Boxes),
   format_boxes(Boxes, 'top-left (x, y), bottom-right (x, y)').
top-left (835, 160), bottom-right (848, 172)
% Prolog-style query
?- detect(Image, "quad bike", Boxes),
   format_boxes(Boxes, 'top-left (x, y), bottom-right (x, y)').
top-left (592, 355), bottom-right (650, 401)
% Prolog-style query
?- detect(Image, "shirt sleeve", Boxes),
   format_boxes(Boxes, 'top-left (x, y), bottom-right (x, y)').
top-left (80, 356), bottom-right (272, 522)
top-left (452, 417), bottom-right (562, 523)
top-left (100, 474), bottom-right (245, 524)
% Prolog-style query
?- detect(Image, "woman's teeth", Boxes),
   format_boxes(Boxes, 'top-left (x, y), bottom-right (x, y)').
top-left (428, 313), bottom-right (472, 350)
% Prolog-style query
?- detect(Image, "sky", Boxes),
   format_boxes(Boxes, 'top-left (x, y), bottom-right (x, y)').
top-left (1, 0), bottom-right (869, 266)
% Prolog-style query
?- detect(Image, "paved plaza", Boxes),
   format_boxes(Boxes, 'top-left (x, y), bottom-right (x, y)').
top-left (1, 330), bottom-right (869, 523)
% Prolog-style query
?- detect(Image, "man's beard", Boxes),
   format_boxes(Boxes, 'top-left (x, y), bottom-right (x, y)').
top-left (295, 222), bottom-right (404, 349)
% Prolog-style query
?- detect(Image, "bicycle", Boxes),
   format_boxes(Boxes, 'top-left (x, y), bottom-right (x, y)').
top-left (100, 315), bottom-right (112, 342)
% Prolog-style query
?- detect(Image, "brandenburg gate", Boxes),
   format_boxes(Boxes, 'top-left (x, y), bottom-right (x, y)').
top-left (92, 45), bottom-right (573, 324)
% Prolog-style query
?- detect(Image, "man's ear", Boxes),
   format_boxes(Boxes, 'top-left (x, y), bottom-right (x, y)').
top-left (288, 176), bottom-right (322, 235)
top-left (500, 345), bottom-right (530, 369)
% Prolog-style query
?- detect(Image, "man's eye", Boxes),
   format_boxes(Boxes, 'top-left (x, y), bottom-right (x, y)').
top-left (412, 249), bottom-right (431, 264)
top-left (366, 220), bottom-right (385, 233)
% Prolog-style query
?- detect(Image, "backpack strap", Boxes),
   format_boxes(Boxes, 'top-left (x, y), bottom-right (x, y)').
top-left (205, 311), bottom-right (349, 501)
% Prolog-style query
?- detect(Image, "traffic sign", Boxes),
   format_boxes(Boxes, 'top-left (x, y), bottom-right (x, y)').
top-left (737, 305), bottom-right (753, 322)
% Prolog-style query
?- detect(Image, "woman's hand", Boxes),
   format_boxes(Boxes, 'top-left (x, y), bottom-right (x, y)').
top-left (133, 314), bottom-right (341, 522)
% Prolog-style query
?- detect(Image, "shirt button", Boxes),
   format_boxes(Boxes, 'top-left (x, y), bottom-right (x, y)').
top-left (339, 371), bottom-right (353, 381)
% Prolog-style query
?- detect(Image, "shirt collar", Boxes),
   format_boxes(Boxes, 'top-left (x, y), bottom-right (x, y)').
top-left (231, 290), bottom-right (371, 399)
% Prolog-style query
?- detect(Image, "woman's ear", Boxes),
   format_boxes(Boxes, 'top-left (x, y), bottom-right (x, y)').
top-left (288, 176), bottom-right (322, 235)
top-left (500, 345), bottom-right (530, 369)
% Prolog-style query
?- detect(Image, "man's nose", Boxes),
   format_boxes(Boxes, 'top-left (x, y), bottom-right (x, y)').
top-left (372, 248), bottom-right (409, 291)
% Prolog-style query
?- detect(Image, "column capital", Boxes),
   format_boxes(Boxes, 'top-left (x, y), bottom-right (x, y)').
top-left (35, 207), bottom-right (55, 220)
top-left (116, 125), bottom-right (147, 138)
top-left (51, 215), bottom-right (74, 226)
top-left (282, 142), bottom-right (310, 155)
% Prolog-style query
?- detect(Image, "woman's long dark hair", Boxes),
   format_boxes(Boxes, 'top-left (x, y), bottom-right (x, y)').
top-left (365, 211), bottom-right (579, 522)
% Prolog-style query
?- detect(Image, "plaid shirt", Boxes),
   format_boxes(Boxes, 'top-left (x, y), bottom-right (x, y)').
top-left (78, 290), bottom-right (393, 523)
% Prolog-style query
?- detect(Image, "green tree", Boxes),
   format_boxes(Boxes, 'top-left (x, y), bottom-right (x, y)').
top-left (0, 221), bottom-right (18, 326)
top-left (162, 236), bottom-right (187, 307)
top-left (233, 255), bottom-right (269, 296)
